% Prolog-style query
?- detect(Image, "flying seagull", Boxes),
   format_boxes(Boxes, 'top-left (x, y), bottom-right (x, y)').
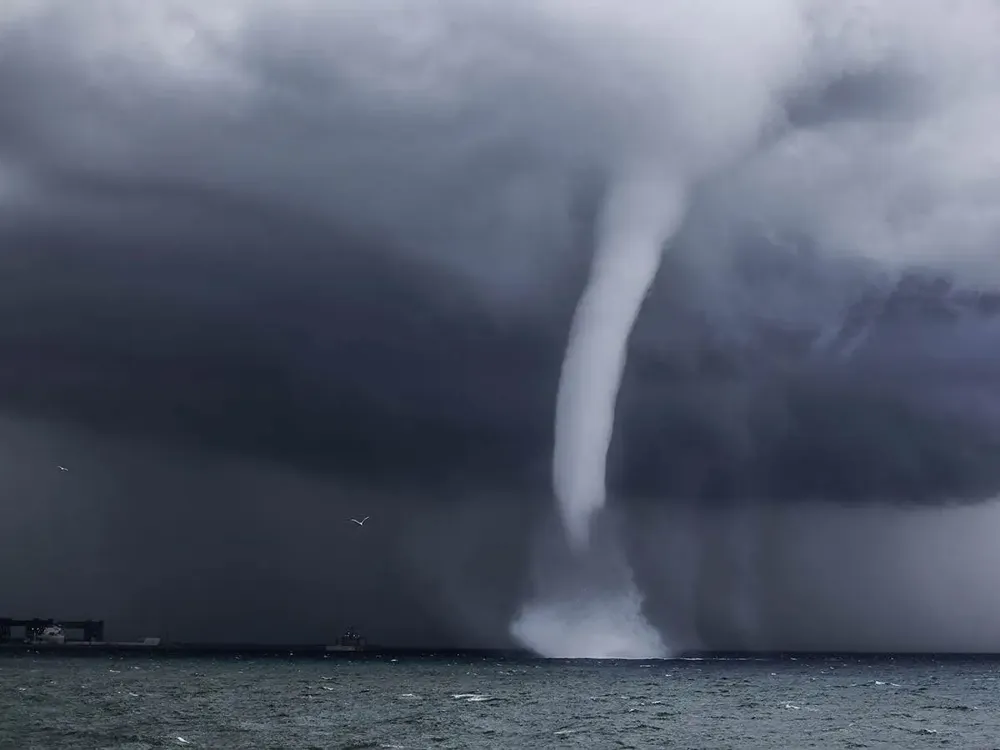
top-left (57, 466), bottom-right (69, 472)
top-left (350, 516), bottom-right (370, 527)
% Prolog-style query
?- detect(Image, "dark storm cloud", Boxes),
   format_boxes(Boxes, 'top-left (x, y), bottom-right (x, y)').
top-left (4, 196), bottom-right (1000, 504)
top-left (1, 1), bottom-right (1000, 504)
top-left (0, 204), bottom-right (565, 492)
top-left (4, 1), bottom-right (1000, 651)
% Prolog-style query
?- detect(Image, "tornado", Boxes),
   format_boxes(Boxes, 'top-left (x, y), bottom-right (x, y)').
top-left (554, 172), bottom-right (686, 550)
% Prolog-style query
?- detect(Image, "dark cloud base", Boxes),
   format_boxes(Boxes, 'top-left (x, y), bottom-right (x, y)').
top-left (3, 201), bottom-right (999, 507)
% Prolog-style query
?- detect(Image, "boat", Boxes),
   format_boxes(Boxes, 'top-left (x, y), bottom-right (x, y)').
top-left (326, 626), bottom-right (366, 652)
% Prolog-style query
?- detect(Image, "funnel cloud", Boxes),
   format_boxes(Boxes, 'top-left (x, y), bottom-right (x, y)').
top-left (554, 175), bottom-right (685, 551)
top-left (2, 1), bottom-right (1000, 653)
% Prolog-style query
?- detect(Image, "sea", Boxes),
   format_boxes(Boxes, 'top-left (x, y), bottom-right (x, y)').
top-left (2, 653), bottom-right (998, 749)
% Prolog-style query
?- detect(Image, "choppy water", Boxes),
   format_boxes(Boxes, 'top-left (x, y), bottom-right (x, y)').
top-left (2, 654), bottom-right (999, 749)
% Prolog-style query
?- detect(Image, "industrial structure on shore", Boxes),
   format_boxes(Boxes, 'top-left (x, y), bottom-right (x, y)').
top-left (0, 618), bottom-right (106, 644)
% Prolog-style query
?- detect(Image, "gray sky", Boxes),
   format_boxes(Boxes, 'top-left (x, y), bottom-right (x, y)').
top-left (3, 0), bottom-right (1000, 650)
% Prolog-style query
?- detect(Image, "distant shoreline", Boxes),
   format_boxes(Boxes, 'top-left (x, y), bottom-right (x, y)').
top-left (4, 643), bottom-right (1000, 661)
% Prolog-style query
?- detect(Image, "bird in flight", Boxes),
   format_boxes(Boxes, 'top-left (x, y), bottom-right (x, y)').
top-left (57, 466), bottom-right (69, 472)
top-left (350, 516), bottom-right (370, 527)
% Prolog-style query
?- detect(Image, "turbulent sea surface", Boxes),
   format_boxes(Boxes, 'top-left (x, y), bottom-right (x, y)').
top-left (2, 654), bottom-right (999, 749)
